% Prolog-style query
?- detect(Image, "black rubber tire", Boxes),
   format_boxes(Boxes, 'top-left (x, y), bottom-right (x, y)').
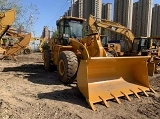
top-left (43, 50), bottom-right (52, 71)
top-left (109, 51), bottom-right (118, 57)
top-left (23, 48), bottom-right (31, 54)
top-left (58, 51), bottom-right (78, 84)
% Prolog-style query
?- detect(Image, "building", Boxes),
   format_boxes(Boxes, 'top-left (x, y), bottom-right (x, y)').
top-left (72, 0), bottom-right (83, 18)
top-left (151, 4), bottom-right (160, 37)
top-left (101, 3), bottom-right (112, 39)
top-left (91, 0), bottom-right (102, 19)
top-left (102, 3), bottom-right (112, 20)
top-left (114, 0), bottom-right (133, 29)
top-left (132, 0), bottom-right (153, 37)
top-left (41, 26), bottom-right (50, 40)
top-left (64, 0), bottom-right (102, 20)
top-left (132, 2), bottom-right (139, 37)
top-left (82, 0), bottom-right (102, 19)
top-left (113, 0), bottom-right (133, 40)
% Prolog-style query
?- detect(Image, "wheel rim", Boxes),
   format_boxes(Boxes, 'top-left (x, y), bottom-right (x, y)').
top-left (59, 59), bottom-right (65, 75)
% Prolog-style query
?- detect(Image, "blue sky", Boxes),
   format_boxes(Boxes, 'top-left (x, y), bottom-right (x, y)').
top-left (21, 0), bottom-right (160, 37)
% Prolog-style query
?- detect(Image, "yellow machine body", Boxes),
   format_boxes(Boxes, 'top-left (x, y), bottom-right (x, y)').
top-left (0, 9), bottom-right (16, 36)
top-left (0, 9), bottom-right (16, 54)
top-left (2, 33), bottom-right (31, 60)
top-left (43, 15), bottom-right (155, 110)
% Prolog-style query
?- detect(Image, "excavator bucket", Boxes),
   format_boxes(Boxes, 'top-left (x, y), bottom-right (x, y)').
top-left (77, 56), bottom-right (155, 111)
top-left (2, 33), bottom-right (31, 60)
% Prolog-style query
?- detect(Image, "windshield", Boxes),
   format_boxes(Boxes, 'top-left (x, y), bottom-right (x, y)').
top-left (65, 20), bottom-right (83, 38)
top-left (140, 39), bottom-right (149, 47)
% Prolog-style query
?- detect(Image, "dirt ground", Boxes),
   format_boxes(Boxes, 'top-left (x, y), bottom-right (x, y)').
top-left (0, 53), bottom-right (159, 119)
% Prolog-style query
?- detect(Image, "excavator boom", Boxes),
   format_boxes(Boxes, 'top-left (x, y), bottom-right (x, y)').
top-left (88, 15), bottom-right (134, 52)
top-left (0, 9), bottom-right (16, 39)
top-left (0, 9), bottom-right (16, 54)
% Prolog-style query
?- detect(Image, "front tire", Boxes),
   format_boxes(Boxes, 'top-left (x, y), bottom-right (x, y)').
top-left (58, 51), bottom-right (78, 84)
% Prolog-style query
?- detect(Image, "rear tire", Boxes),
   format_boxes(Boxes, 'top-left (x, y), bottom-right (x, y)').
top-left (58, 51), bottom-right (78, 84)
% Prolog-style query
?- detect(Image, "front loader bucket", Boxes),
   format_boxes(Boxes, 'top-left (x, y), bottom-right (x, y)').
top-left (77, 56), bottom-right (155, 111)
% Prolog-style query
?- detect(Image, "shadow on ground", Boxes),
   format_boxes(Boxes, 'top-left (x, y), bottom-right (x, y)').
top-left (2, 63), bottom-right (62, 85)
top-left (38, 87), bottom-right (90, 109)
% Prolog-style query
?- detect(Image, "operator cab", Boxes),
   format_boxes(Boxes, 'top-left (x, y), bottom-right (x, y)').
top-left (132, 37), bottom-right (150, 53)
top-left (132, 37), bottom-right (160, 55)
top-left (56, 16), bottom-right (85, 45)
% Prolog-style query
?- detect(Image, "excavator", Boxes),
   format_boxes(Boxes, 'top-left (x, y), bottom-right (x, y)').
top-left (42, 15), bottom-right (155, 111)
top-left (89, 15), bottom-right (160, 75)
top-left (132, 37), bottom-right (160, 75)
top-left (0, 9), bottom-right (31, 60)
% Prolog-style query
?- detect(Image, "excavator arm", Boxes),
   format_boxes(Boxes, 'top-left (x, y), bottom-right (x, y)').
top-left (0, 9), bottom-right (16, 39)
top-left (88, 15), bottom-right (135, 52)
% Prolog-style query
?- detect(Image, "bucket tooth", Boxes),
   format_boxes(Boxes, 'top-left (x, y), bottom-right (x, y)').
top-left (138, 88), bottom-right (149, 97)
top-left (86, 99), bottom-right (96, 111)
top-left (99, 96), bottom-right (110, 108)
top-left (121, 91), bottom-right (131, 101)
top-left (130, 90), bottom-right (140, 99)
top-left (111, 94), bottom-right (121, 104)
top-left (150, 88), bottom-right (156, 94)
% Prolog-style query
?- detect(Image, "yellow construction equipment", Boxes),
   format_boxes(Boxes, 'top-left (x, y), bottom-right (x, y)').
top-left (42, 15), bottom-right (155, 111)
top-left (89, 15), bottom-right (160, 75)
top-left (0, 9), bottom-right (16, 54)
top-left (0, 8), bottom-right (32, 60)
top-left (132, 37), bottom-right (160, 75)
top-left (1, 32), bottom-right (31, 60)
top-left (39, 37), bottom-right (46, 52)
top-left (4, 29), bottom-right (32, 54)
top-left (100, 35), bottom-right (122, 56)
top-left (88, 15), bottom-right (134, 54)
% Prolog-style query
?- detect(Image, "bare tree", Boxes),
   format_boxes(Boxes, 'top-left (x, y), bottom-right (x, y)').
top-left (0, 0), bottom-right (39, 33)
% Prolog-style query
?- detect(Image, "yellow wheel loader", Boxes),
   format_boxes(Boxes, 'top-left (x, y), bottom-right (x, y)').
top-left (42, 15), bottom-right (155, 111)
top-left (0, 9), bottom-right (16, 54)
